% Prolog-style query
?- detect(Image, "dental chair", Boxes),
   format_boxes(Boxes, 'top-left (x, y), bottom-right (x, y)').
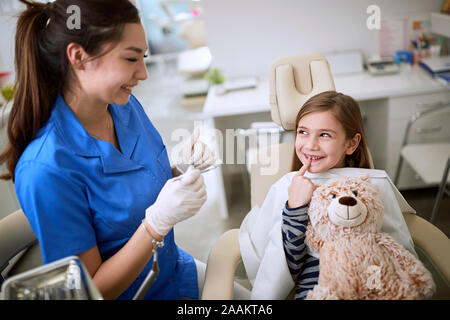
top-left (0, 209), bottom-right (43, 290)
top-left (201, 54), bottom-right (450, 300)
top-left (0, 210), bottom-right (104, 300)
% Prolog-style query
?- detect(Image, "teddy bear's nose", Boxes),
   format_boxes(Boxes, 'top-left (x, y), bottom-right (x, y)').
top-left (339, 196), bottom-right (357, 206)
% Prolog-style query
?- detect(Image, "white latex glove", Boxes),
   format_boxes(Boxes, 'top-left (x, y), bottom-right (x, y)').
top-left (178, 127), bottom-right (217, 170)
top-left (145, 166), bottom-right (207, 237)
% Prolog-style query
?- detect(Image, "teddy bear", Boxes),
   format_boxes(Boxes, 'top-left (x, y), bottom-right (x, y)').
top-left (304, 175), bottom-right (435, 300)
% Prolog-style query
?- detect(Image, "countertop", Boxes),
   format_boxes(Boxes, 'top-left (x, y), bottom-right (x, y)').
top-left (202, 65), bottom-right (450, 118)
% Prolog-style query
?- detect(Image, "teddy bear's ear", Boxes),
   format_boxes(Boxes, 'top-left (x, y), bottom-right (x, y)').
top-left (360, 174), bottom-right (370, 181)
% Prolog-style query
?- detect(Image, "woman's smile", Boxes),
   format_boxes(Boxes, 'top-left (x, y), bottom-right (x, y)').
top-left (121, 86), bottom-right (132, 95)
top-left (120, 83), bottom-right (136, 95)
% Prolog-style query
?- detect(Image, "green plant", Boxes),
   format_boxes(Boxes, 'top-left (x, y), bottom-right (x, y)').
top-left (204, 68), bottom-right (225, 84)
top-left (1, 84), bottom-right (16, 101)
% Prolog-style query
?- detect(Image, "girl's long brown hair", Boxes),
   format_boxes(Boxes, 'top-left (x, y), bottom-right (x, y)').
top-left (291, 91), bottom-right (372, 171)
top-left (0, 0), bottom-right (140, 181)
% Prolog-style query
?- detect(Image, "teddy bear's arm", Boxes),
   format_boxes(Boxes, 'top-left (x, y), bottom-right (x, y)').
top-left (305, 225), bottom-right (324, 254)
top-left (375, 233), bottom-right (435, 298)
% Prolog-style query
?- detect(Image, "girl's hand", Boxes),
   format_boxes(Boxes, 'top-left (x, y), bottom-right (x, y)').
top-left (288, 159), bottom-right (317, 208)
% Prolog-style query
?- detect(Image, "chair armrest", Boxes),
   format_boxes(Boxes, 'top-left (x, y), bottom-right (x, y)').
top-left (403, 212), bottom-right (450, 284)
top-left (201, 229), bottom-right (241, 300)
top-left (0, 210), bottom-right (37, 273)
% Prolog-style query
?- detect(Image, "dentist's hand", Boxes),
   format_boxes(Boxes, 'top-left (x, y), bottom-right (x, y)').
top-left (145, 166), bottom-right (207, 237)
top-left (288, 159), bottom-right (317, 208)
top-left (177, 127), bottom-right (217, 170)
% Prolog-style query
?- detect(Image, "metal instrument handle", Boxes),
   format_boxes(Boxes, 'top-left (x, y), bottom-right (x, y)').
top-left (132, 251), bottom-right (160, 300)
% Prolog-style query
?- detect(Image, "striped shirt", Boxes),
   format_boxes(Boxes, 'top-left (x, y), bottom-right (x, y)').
top-left (282, 201), bottom-right (320, 300)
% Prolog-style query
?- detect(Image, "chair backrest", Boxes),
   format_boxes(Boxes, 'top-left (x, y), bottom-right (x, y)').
top-left (0, 209), bottom-right (37, 282)
top-left (269, 53), bottom-right (335, 130)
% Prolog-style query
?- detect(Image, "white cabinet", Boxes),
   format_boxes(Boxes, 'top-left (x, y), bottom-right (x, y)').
top-left (362, 90), bottom-right (450, 190)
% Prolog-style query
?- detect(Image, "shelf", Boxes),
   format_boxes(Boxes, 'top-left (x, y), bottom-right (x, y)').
top-left (430, 12), bottom-right (450, 38)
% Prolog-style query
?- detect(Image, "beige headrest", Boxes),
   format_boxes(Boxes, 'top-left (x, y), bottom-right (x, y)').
top-left (269, 54), bottom-right (336, 130)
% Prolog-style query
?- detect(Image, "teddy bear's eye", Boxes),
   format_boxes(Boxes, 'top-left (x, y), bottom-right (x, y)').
top-left (352, 190), bottom-right (358, 197)
top-left (328, 193), bottom-right (337, 199)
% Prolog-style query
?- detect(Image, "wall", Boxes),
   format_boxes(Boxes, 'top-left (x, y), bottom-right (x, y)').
top-left (137, 0), bottom-right (190, 54)
top-left (202, 0), bottom-right (444, 78)
top-left (0, 0), bottom-right (23, 73)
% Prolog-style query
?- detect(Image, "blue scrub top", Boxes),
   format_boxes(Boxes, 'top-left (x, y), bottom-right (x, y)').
top-left (14, 94), bottom-right (198, 300)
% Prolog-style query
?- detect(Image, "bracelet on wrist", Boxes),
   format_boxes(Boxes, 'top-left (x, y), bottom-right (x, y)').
top-left (142, 219), bottom-right (164, 252)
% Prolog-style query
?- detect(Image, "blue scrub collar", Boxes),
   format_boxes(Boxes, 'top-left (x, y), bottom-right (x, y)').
top-left (51, 94), bottom-right (142, 173)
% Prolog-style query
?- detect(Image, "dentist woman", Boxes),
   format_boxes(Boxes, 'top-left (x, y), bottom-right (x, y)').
top-left (0, 0), bottom-right (214, 300)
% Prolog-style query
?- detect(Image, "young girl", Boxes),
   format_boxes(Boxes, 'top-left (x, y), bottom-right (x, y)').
top-left (282, 91), bottom-right (370, 300)
top-left (239, 91), bottom-right (416, 300)
top-left (0, 0), bottom-right (220, 300)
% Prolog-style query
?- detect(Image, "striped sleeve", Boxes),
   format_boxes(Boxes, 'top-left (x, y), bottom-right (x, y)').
top-left (294, 254), bottom-right (320, 300)
top-left (281, 201), bottom-right (310, 281)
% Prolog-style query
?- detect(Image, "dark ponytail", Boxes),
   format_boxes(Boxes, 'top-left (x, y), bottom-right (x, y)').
top-left (0, 0), bottom-right (140, 181)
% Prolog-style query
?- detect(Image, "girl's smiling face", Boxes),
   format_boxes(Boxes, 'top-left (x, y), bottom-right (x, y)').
top-left (295, 110), bottom-right (361, 173)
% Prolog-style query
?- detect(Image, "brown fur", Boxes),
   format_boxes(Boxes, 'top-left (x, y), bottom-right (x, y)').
top-left (304, 176), bottom-right (435, 300)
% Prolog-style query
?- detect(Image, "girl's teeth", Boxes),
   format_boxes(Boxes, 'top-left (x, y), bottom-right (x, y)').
top-left (306, 154), bottom-right (322, 160)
